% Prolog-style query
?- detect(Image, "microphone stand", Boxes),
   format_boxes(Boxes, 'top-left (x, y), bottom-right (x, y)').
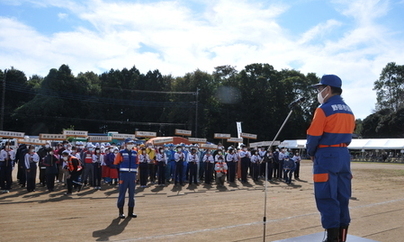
top-left (263, 108), bottom-right (296, 242)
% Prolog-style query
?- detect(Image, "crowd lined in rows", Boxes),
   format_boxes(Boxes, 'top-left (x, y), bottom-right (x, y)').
top-left (0, 140), bottom-right (302, 195)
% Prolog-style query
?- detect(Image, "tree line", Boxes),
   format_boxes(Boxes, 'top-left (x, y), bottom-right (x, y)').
top-left (1, 62), bottom-right (402, 142)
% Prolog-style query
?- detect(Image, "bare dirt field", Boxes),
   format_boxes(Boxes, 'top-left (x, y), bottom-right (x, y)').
top-left (1, 161), bottom-right (403, 242)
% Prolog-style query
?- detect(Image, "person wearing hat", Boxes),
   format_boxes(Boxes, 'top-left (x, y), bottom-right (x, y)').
top-left (24, 145), bottom-right (40, 192)
top-left (15, 143), bottom-right (28, 188)
top-left (272, 148), bottom-right (280, 180)
top-left (42, 148), bottom-right (59, 192)
top-left (238, 144), bottom-right (250, 183)
top-left (214, 154), bottom-right (228, 187)
top-left (187, 148), bottom-right (199, 185)
top-left (138, 147), bottom-right (150, 188)
top-left (0, 142), bottom-right (16, 193)
top-left (174, 146), bottom-right (185, 186)
top-left (37, 143), bottom-right (49, 187)
top-left (293, 152), bottom-right (302, 180)
top-left (145, 143), bottom-right (156, 185)
top-left (113, 138), bottom-right (138, 218)
top-left (164, 144), bottom-right (175, 184)
top-left (156, 147), bottom-right (167, 186)
top-left (249, 149), bottom-right (261, 182)
top-left (81, 143), bottom-right (95, 188)
top-left (61, 150), bottom-right (83, 195)
top-left (307, 74), bottom-right (355, 242)
top-left (226, 147), bottom-right (238, 183)
top-left (92, 147), bottom-right (103, 190)
top-left (282, 153), bottom-right (295, 184)
top-left (202, 150), bottom-right (214, 185)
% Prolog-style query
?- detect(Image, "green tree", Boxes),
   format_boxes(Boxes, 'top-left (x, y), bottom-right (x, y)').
top-left (374, 62), bottom-right (404, 112)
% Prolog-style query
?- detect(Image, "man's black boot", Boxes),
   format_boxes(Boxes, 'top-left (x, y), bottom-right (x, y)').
top-left (323, 227), bottom-right (339, 242)
top-left (339, 225), bottom-right (349, 242)
top-left (128, 207), bottom-right (137, 218)
top-left (118, 207), bottom-right (125, 219)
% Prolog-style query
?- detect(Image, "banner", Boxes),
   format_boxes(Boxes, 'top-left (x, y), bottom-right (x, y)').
top-left (188, 137), bottom-right (207, 143)
top-left (39, 134), bottom-right (66, 141)
top-left (63, 130), bottom-right (88, 137)
top-left (250, 141), bottom-right (281, 148)
top-left (227, 137), bottom-right (243, 143)
top-left (175, 129), bottom-right (192, 136)
top-left (0, 130), bottom-right (25, 139)
top-left (18, 138), bottom-right (46, 146)
top-left (153, 137), bottom-right (174, 144)
top-left (214, 133), bottom-right (231, 139)
top-left (111, 133), bottom-right (136, 140)
top-left (200, 143), bottom-right (218, 150)
top-left (240, 132), bottom-right (257, 140)
top-left (88, 136), bottom-right (112, 142)
top-left (135, 131), bottom-right (157, 138)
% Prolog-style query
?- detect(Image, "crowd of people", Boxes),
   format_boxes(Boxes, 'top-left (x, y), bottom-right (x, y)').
top-left (0, 140), bottom-right (302, 195)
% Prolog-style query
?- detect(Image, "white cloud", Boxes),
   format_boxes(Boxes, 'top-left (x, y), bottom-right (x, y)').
top-left (1, 0), bottom-right (404, 119)
top-left (57, 13), bottom-right (68, 20)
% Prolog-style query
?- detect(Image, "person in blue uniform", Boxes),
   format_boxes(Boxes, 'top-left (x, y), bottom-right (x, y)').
top-left (187, 148), bottom-right (199, 185)
top-left (283, 154), bottom-right (295, 184)
top-left (24, 146), bottom-right (40, 192)
top-left (174, 146), bottom-right (185, 186)
top-left (0, 143), bottom-right (15, 193)
top-left (156, 147), bottom-right (167, 186)
top-left (113, 139), bottom-right (138, 219)
top-left (307, 74), bottom-right (355, 242)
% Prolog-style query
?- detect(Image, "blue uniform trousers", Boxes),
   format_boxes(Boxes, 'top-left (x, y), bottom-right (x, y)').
top-left (313, 147), bottom-right (351, 229)
top-left (117, 172), bottom-right (137, 208)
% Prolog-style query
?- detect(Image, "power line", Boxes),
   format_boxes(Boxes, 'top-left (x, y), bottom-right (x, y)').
top-left (36, 115), bottom-right (186, 126)
top-left (102, 86), bottom-right (196, 95)
top-left (5, 81), bottom-right (196, 108)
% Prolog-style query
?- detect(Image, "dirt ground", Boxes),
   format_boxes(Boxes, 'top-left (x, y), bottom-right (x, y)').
top-left (1, 161), bottom-right (403, 242)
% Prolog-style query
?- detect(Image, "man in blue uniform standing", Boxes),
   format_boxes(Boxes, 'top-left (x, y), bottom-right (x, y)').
top-left (307, 74), bottom-right (355, 242)
top-left (114, 138), bottom-right (138, 219)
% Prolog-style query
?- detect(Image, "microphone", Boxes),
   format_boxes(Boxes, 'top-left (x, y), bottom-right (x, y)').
top-left (288, 97), bottom-right (305, 109)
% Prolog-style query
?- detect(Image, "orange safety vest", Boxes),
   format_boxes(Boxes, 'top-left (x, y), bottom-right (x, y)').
top-left (67, 156), bottom-right (82, 172)
top-left (215, 162), bottom-right (227, 174)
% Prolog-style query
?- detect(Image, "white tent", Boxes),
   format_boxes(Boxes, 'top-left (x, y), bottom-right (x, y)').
top-left (348, 138), bottom-right (404, 150)
top-left (279, 139), bottom-right (307, 149)
top-left (347, 139), bottom-right (370, 150)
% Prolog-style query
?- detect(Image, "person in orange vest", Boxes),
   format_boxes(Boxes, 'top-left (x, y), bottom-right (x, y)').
top-left (215, 157), bottom-right (228, 187)
top-left (215, 159), bottom-right (228, 187)
top-left (61, 150), bottom-right (83, 195)
top-left (114, 139), bottom-right (138, 219)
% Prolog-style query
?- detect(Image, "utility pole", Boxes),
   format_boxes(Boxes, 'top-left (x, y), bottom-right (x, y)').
top-left (194, 88), bottom-right (199, 137)
top-left (0, 69), bottom-right (6, 130)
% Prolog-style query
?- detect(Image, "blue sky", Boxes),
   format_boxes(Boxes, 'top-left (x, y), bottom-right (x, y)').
top-left (1, 0), bottom-right (404, 120)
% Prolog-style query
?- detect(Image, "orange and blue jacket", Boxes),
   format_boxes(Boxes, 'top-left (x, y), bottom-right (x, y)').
top-left (114, 149), bottom-right (138, 172)
top-left (306, 95), bottom-right (355, 157)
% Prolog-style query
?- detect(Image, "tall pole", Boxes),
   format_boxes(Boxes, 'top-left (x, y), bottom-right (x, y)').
top-left (263, 109), bottom-right (294, 242)
top-left (0, 69), bottom-right (6, 130)
top-left (194, 88), bottom-right (199, 137)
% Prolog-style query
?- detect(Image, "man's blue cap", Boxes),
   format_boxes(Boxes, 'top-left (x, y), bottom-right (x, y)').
top-left (311, 74), bottom-right (342, 88)
top-left (124, 138), bottom-right (134, 143)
